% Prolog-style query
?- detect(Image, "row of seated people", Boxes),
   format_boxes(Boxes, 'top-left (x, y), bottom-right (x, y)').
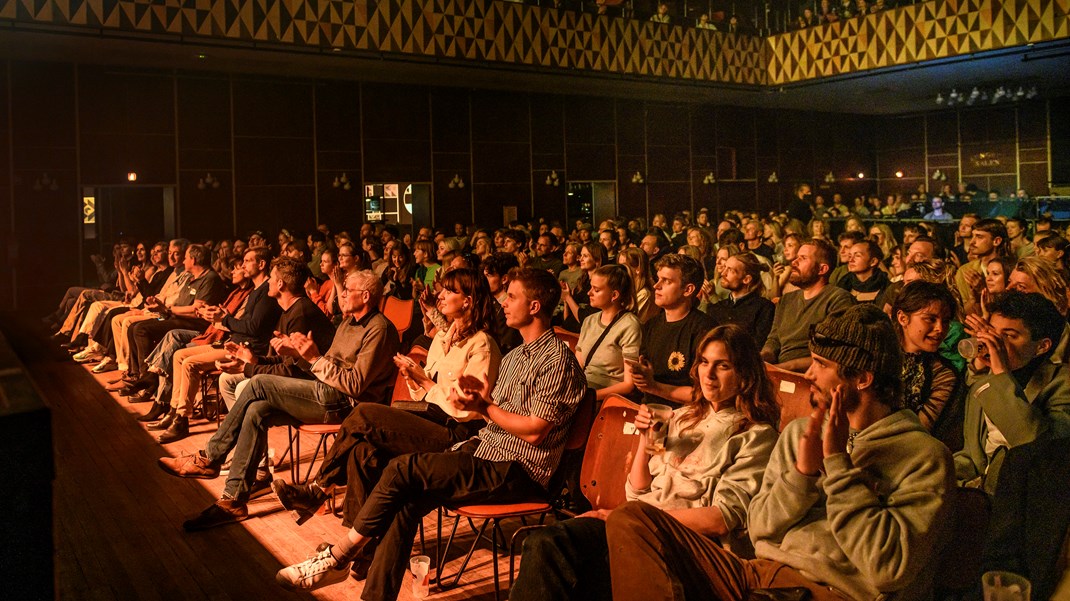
top-left (44, 214), bottom-right (1070, 599)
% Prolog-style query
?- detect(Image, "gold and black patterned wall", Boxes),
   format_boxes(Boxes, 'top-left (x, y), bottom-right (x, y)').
top-left (766, 0), bottom-right (1070, 85)
top-left (0, 0), bottom-right (1066, 85)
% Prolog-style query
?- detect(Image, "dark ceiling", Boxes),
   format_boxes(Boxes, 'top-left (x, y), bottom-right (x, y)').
top-left (1, 26), bottom-right (1068, 115)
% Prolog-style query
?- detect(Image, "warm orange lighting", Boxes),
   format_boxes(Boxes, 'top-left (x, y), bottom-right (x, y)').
top-left (857, 172), bottom-right (865, 179)
top-left (127, 172), bottom-right (138, 182)
top-left (895, 170), bottom-right (904, 178)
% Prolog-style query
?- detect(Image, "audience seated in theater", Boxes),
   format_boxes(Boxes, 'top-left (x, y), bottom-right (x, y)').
top-left (761, 239), bottom-right (854, 372)
top-left (955, 218), bottom-right (1010, 315)
top-left (707, 253), bottom-right (775, 346)
top-left (955, 291), bottom-right (1070, 494)
top-left (53, 241), bottom-right (136, 342)
top-left (71, 241), bottom-right (171, 369)
top-left (1036, 233), bottom-right (1070, 283)
top-left (306, 246), bottom-right (338, 316)
top-left (892, 281), bottom-right (966, 450)
top-left (412, 239), bottom-right (440, 292)
top-left (121, 243), bottom-right (228, 393)
top-left (575, 264), bottom-right (642, 402)
top-left (272, 268), bottom-right (586, 598)
top-left (270, 267), bottom-right (500, 570)
top-left (139, 248), bottom-right (282, 442)
top-left (770, 232), bottom-right (803, 299)
top-left (529, 231), bottom-right (564, 276)
top-left (511, 325), bottom-right (780, 601)
top-left (158, 270), bottom-right (399, 531)
top-left (213, 257), bottom-right (336, 413)
top-left (836, 239), bottom-right (890, 303)
top-left (605, 304), bottom-right (955, 601)
top-left (629, 254), bottom-right (716, 408)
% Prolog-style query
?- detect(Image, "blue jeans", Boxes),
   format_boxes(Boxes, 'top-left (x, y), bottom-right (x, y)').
top-left (146, 329), bottom-right (200, 376)
top-left (204, 374), bottom-right (352, 501)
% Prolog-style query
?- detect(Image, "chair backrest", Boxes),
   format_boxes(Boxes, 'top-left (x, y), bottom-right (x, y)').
top-left (553, 326), bottom-right (579, 353)
top-left (933, 487), bottom-right (991, 593)
top-left (579, 394), bottom-right (642, 511)
top-left (765, 363), bottom-right (811, 431)
top-left (382, 296), bottom-right (414, 341)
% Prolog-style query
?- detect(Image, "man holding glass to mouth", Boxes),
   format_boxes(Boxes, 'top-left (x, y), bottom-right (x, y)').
top-left (606, 304), bottom-right (955, 601)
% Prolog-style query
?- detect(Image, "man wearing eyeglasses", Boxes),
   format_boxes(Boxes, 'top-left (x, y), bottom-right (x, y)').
top-left (159, 269), bottom-right (399, 531)
top-left (606, 304), bottom-right (955, 601)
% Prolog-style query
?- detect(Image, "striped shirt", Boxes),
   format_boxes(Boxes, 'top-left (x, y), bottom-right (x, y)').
top-left (474, 328), bottom-right (586, 488)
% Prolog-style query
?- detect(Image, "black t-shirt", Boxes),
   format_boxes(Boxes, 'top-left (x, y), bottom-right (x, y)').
top-left (640, 308), bottom-right (717, 407)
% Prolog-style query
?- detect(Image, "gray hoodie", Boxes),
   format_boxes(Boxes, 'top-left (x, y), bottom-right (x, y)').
top-left (749, 409), bottom-right (955, 600)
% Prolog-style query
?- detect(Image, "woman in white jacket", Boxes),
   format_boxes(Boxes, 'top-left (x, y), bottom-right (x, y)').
top-left (510, 324), bottom-right (780, 601)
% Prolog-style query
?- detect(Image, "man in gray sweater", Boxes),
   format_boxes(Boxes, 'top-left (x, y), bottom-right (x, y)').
top-left (761, 238), bottom-right (854, 372)
top-left (159, 270), bottom-right (399, 531)
top-left (606, 304), bottom-right (955, 601)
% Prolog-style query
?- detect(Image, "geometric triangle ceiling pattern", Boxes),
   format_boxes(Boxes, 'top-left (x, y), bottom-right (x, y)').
top-left (1, 0), bottom-right (1065, 87)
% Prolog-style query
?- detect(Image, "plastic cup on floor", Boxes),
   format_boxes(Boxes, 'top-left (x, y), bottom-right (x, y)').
top-left (410, 555), bottom-right (431, 598)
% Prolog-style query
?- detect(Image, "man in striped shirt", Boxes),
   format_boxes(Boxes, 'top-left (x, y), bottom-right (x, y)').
top-left (275, 268), bottom-right (588, 600)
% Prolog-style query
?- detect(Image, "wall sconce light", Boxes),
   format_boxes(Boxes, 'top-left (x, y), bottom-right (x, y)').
top-left (895, 170), bottom-right (904, 178)
top-left (931, 169), bottom-right (947, 181)
top-left (332, 173), bottom-right (352, 191)
top-left (824, 171), bottom-right (835, 183)
top-left (197, 173), bottom-right (222, 190)
top-left (32, 173), bottom-right (59, 192)
top-left (127, 172), bottom-right (138, 182)
top-left (545, 171), bottom-right (560, 187)
top-left (767, 172), bottom-right (778, 183)
top-left (631, 171), bottom-right (645, 184)
top-left (856, 172), bottom-right (865, 179)
top-left (448, 174), bottom-right (465, 189)
top-left (702, 172), bottom-right (716, 185)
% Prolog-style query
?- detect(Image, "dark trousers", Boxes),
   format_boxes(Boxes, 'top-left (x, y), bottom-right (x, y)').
top-left (510, 517), bottom-right (612, 601)
top-left (354, 447), bottom-right (545, 601)
top-left (316, 403), bottom-right (482, 527)
top-left (128, 315), bottom-right (207, 378)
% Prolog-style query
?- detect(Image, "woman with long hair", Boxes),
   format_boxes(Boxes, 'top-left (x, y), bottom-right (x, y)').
top-left (510, 324), bottom-right (780, 601)
top-left (381, 242), bottom-right (416, 300)
top-left (560, 241), bottom-right (607, 332)
top-left (307, 247), bottom-right (339, 315)
top-left (617, 247), bottom-right (657, 323)
top-left (808, 217), bottom-right (830, 241)
top-left (771, 232), bottom-right (802, 298)
top-left (1008, 256), bottom-right (1070, 316)
top-left (686, 226), bottom-right (716, 275)
top-left (984, 256), bottom-right (1016, 298)
top-left (272, 268), bottom-right (502, 573)
top-left (844, 216), bottom-right (866, 234)
top-left (892, 281), bottom-right (965, 450)
top-left (869, 223), bottom-right (898, 259)
top-left (576, 264), bottom-right (641, 401)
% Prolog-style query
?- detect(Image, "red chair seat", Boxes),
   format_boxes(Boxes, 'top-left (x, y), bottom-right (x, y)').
top-left (451, 502), bottom-right (551, 517)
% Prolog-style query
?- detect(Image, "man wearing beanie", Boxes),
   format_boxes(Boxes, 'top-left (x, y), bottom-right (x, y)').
top-left (605, 304), bottom-right (955, 601)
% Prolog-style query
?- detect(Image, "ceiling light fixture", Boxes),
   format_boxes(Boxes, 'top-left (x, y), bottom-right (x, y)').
top-left (936, 85), bottom-right (1038, 106)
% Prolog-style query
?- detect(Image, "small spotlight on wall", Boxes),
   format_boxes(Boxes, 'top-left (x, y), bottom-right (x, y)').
top-left (895, 170), bottom-right (904, 178)
top-left (127, 172), bottom-right (138, 182)
top-left (857, 172), bottom-right (865, 179)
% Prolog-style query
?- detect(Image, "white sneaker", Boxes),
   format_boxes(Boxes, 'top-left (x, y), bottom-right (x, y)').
top-left (92, 358), bottom-right (118, 373)
top-left (73, 348), bottom-right (100, 363)
top-left (275, 546), bottom-right (350, 591)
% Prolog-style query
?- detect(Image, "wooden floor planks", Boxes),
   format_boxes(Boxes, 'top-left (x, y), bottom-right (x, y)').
top-left (4, 317), bottom-right (517, 601)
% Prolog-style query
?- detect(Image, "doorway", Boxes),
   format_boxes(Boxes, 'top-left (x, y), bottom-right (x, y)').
top-left (567, 182), bottom-right (617, 227)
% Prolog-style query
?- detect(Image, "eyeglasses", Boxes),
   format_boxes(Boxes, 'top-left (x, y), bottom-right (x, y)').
top-left (338, 253), bottom-right (354, 258)
top-left (808, 324), bottom-right (873, 360)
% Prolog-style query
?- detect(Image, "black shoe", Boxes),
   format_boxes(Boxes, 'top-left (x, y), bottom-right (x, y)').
top-left (127, 391), bottom-right (155, 404)
top-left (156, 416), bottom-right (189, 444)
top-left (271, 479), bottom-right (329, 526)
top-left (249, 478), bottom-right (272, 499)
top-left (138, 403), bottom-right (170, 423)
top-left (148, 409), bottom-right (176, 431)
top-left (121, 375), bottom-right (156, 397)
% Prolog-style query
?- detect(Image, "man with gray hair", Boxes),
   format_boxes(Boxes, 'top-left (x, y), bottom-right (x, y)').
top-left (159, 270), bottom-right (400, 531)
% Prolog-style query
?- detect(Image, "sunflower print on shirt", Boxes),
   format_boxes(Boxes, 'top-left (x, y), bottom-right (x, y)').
top-left (667, 351), bottom-right (686, 372)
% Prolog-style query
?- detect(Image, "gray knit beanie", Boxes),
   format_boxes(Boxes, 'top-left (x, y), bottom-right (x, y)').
top-left (808, 304), bottom-right (901, 380)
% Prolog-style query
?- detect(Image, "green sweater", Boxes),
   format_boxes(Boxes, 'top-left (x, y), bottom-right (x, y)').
top-left (749, 410), bottom-right (955, 600)
top-left (762, 285), bottom-right (854, 363)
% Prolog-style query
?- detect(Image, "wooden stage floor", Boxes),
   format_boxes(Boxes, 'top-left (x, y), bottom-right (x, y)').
top-left (6, 317), bottom-right (525, 601)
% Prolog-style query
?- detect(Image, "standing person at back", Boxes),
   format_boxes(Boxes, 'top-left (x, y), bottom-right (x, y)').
top-left (761, 239), bottom-right (854, 372)
top-left (629, 254), bottom-right (716, 408)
